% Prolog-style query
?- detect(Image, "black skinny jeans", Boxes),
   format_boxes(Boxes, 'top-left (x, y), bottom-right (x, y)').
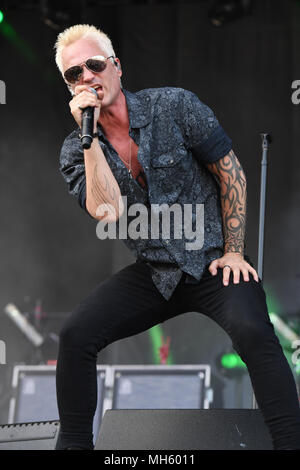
top-left (55, 261), bottom-right (300, 450)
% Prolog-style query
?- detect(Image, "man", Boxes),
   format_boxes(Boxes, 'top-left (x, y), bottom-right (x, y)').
top-left (54, 24), bottom-right (300, 450)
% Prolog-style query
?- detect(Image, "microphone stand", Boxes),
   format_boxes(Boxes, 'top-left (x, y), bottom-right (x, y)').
top-left (252, 133), bottom-right (271, 409)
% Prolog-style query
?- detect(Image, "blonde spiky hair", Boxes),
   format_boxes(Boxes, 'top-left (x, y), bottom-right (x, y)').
top-left (54, 24), bottom-right (116, 75)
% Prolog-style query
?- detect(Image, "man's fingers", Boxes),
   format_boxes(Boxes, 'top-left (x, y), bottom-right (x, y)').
top-left (232, 268), bottom-right (240, 284)
top-left (209, 259), bottom-right (219, 275)
top-left (226, 266), bottom-right (259, 286)
top-left (222, 265), bottom-right (231, 286)
top-left (209, 258), bottom-right (260, 284)
top-left (69, 88), bottom-right (102, 128)
top-left (74, 84), bottom-right (97, 95)
top-left (244, 263), bottom-right (259, 282)
top-left (241, 268), bottom-right (250, 282)
top-left (249, 266), bottom-right (259, 282)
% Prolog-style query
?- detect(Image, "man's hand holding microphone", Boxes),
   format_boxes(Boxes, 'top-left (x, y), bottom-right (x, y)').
top-left (69, 85), bottom-right (104, 149)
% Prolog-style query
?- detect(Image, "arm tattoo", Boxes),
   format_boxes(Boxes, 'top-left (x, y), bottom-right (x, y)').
top-left (91, 164), bottom-right (118, 215)
top-left (207, 150), bottom-right (247, 255)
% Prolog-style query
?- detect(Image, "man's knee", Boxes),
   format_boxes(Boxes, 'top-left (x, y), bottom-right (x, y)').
top-left (58, 314), bottom-right (106, 354)
top-left (59, 319), bottom-right (82, 347)
top-left (230, 309), bottom-right (280, 360)
top-left (224, 287), bottom-right (274, 347)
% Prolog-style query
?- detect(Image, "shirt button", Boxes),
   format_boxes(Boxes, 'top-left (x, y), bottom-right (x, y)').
top-left (142, 251), bottom-right (147, 256)
top-left (165, 240), bottom-right (170, 244)
top-left (169, 159), bottom-right (174, 164)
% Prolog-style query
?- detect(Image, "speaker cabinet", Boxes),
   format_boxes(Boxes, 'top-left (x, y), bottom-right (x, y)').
top-left (95, 409), bottom-right (273, 450)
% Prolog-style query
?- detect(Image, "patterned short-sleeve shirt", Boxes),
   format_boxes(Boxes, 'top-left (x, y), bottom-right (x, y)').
top-left (59, 87), bottom-right (232, 300)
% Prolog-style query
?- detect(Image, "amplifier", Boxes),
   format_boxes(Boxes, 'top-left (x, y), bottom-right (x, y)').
top-left (8, 365), bottom-right (107, 444)
top-left (8, 364), bottom-right (212, 448)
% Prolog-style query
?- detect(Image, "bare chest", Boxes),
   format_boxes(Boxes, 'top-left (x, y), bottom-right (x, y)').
top-left (108, 135), bottom-right (148, 189)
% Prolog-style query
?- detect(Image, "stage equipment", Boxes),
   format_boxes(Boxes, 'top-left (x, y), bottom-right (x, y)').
top-left (0, 421), bottom-right (59, 450)
top-left (252, 132), bottom-right (272, 409)
top-left (4, 303), bottom-right (44, 347)
top-left (209, 0), bottom-right (252, 27)
top-left (95, 409), bottom-right (273, 450)
top-left (8, 364), bottom-right (212, 448)
top-left (8, 365), bottom-right (107, 445)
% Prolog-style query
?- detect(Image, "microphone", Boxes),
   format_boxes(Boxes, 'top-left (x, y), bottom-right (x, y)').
top-left (80, 87), bottom-right (98, 150)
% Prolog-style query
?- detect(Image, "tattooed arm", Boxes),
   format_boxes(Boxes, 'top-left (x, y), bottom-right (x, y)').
top-left (206, 150), bottom-right (259, 286)
top-left (67, 85), bottom-right (124, 222)
top-left (84, 138), bottom-right (124, 222)
top-left (206, 150), bottom-right (247, 255)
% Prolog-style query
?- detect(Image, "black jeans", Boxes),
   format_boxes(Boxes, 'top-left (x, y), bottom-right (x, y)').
top-left (55, 261), bottom-right (300, 450)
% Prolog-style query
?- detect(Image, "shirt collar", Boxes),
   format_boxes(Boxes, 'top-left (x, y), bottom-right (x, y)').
top-left (122, 88), bottom-right (151, 129)
top-left (96, 88), bottom-right (151, 138)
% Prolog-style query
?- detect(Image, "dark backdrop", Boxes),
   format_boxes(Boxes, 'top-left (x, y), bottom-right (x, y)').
top-left (1, 0), bottom-right (300, 421)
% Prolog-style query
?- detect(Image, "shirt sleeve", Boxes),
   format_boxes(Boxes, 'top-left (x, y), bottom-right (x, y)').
top-left (59, 130), bottom-right (88, 213)
top-left (179, 89), bottom-right (232, 164)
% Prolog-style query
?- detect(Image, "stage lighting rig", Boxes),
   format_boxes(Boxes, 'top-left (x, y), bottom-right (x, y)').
top-left (208, 0), bottom-right (252, 27)
top-left (40, 0), bottom-right (84, 30)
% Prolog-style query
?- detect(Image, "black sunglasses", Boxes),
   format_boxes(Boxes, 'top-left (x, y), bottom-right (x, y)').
top-left (64, 55), bottom-right (115, 84)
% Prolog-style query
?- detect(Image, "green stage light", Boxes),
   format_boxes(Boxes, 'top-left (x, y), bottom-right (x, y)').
top-left (221, 352), bottom-right (246, 369)
top-left (0, 11), bottom-right (4, 24)
top-left (149, 325), bottom-right (174, 365)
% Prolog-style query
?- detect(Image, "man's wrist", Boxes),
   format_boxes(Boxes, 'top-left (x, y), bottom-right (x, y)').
top-left (224, 250), bottom-right (244, 257)
top-left (224, 240), bottom-right (245, 256)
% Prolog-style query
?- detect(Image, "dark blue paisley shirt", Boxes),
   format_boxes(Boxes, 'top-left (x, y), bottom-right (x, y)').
top-left (59, 87), bottom-right (232, 300)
